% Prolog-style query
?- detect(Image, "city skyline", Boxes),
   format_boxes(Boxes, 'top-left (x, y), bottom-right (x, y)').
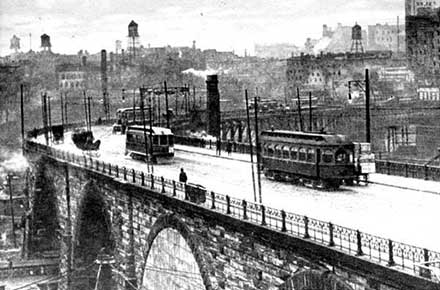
top-left (0, 0), bottom-right (404, 56)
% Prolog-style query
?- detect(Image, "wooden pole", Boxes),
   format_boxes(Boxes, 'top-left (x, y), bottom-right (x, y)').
top-left (245, 90), bottom-right (257, 203)
top-left (254, 96), bottom-right (262, 204)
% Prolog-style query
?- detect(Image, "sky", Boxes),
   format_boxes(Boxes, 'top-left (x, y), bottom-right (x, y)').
top-left (0, 0), bottom-right (404, 56)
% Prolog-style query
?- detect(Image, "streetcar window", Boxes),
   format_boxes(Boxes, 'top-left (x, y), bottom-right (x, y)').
top-left (307, 148), bottom-right (315, 162)
top-left (282, 146), bottom-right (290, 158)
top-left (153, 136), bottom-right (159, 145)
top-left (127, 134), bottom-right (134, 142)
top-left (290, 147), bottom-right (298, 160)
top-left (168, 135), bottom-right (174, 146)
top-left (323, 150), bottom-right (333, 163)
top-left (274, 145), bottom-right (282, 158)
top-left (335, 149), bottom-right (347, 163)
top-left (159, 135), bottom-right (167, 145)
top-left (267, 144), bottom-right (274, 156)
top-left (299, 148), bottom-right (307, 161)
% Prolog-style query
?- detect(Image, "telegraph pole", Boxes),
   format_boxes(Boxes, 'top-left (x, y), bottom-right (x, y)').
top-left (254, 97), bottom-right (262, 204)
top-left (309, 91), bottom-right (313, 132)
top-left (365, 69), bottom-right (371, 143)
top-left (7, 174), bottom-right (17, 248)
top-left (245, 90), bottom-right (257, 203)
top-left (83, 91), bottom-right (88, 129)
top-left (164, 81), bottom-right (170, 128)
top-left (296, 88), bottom-right (303, 131)
top-left (60, 92), bottom-right (64, 127)
top-left (47, 96), bottom-right (52, 142)
top-left (132, 89), bottom-right (136, 124)
top-left (139, 92), bottom-right (150, 173)
top-left (87, 95), bottom-right (92, 131)
top-left (20, 84), bottom-right (24, 151)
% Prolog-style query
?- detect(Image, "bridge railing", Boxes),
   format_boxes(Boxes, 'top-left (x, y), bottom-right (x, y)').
top-left (24, 139), bottom-right (440, 283)
top-left (376, 159), bottom-right (440, 181)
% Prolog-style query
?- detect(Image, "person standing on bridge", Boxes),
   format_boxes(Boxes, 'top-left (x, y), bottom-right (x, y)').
top-left (226, 140), bottom-right (232, 156)
top-left (179, 168), bottom-right (188, 183)
top-left (216, 138), bottom-right (222, 156)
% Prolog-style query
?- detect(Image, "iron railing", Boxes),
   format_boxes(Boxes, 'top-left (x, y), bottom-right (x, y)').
top-left (25, 139), bottom-right (440, 283)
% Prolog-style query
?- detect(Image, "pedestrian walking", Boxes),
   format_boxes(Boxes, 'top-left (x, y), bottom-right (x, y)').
top-left (226, 140), bottom-right (232, 156)
top-left (179, 168), bottom-right (188, 183)
top-left (216, 139), bottom-right (222, 156)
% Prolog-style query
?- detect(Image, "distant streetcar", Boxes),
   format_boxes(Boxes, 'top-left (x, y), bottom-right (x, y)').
top-left (260, 130), bottom-right (358, 189)
top-left (125, 125), bottom-right (174, 162)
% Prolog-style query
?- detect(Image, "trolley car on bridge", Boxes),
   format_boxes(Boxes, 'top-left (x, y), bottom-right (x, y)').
top-left (125, 125), bottom-right (174, 162)
top-left (261, 130), bottom-right (358, 189)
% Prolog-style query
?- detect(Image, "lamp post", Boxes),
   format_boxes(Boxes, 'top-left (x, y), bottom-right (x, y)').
top-left (7, 174), bottom-right (17, 248)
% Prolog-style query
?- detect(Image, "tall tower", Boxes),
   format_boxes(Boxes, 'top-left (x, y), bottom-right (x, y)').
top-left (128, 20), bottom-right (139, 61)
top-left (350, 23), bottom-right (364, 54)
top-left (10, 35), bottom-right (20, 53)
top-left (41, 34), bottom-right (51, 51)
top-left (206, 75), bottom-right (221, 138)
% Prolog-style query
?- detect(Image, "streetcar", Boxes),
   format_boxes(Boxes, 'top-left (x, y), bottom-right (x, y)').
top-left (112, 107), bottom-right (149, 134)
top-left (260, 130), bottom-right (357, 189)
top-left (125, 125), bottom-right (174, 162)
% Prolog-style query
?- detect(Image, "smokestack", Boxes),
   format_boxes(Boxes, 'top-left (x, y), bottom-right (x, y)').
top-left (101, 49), bottom-right (109, 118)
top-left (206, 75), bottom-right (221, 138)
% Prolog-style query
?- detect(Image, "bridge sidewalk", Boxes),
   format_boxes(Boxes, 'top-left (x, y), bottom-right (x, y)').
top-left (175, 144), bottom-right (440, 195)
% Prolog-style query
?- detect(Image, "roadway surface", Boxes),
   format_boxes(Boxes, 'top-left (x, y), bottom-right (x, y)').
top-left (36, 126), bottom-right (440, 252)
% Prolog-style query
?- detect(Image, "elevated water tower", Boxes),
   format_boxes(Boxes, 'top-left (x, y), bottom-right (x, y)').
top-left (128, 20), bottom-right (139, 60)
top-left (350, 23), bottom-right (364, 54)
top-left (41, 34), bottom-right (51, 51)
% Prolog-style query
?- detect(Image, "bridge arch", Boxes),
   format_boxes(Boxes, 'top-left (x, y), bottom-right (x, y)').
top-left (141, 213), bottom-right (213, 290)
top-left (281, 269), bottom-right (354, 290)
top-left (29, 157), bottom-right (61, 256)
top-left (72, 181), bottom-right (114, 290)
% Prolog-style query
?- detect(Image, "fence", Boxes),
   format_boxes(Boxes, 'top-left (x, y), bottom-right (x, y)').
top-left (376, 160), bottom-right (440, 182)
top-left (24, 139), bottom-right (440, 283)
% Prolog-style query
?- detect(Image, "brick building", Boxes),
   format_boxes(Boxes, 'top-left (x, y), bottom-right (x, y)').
top-left (286, 51), bottom-right (406, 104)
top-left (405, 7), bottom-right (440, 87)
top-left (367, 23), bottom-right (406, 53)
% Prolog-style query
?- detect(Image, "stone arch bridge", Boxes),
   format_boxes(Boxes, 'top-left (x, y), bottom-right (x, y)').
top-left (23, 137), bottom-right (440, 290)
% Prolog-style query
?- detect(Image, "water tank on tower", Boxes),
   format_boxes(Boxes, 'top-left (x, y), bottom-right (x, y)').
top-left (350, 23), bottom-right (364, 54)
top-left (128, 20), bottom-right (139, 60)
top-left (41, 34), bottom-right (51, 51)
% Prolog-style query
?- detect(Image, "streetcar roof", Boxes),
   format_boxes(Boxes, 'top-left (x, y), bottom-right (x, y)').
top-left (127, 125), bottom-right (173, 135)
top-left (261, 130), bottom-right (351, 144)
top-left (116, 107), bottom-right (149, 113)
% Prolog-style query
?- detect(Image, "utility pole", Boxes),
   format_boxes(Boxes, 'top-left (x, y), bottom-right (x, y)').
top-left (7, 174), bottom-right (17, 248)
top-left (60, 92), bottom-right (64, 127)
top-left (254, 96), bottom-right (262, 204)
top-left (164, 81), bottom-right (170, 128)
top-left (41, 93), bottom-right (48, 145)
top-left (296, 88), bottom-right (303, 131)
top-left (132, 89), bottom-right (136, 124)
top-left (397, 16), bottom-right (400, 54)
top-left (193, 86), bottom-right (196, 110)
top-left (157, 92), bottom-right (161, 126)
top-left (64, 93), bottom-right (68, 125)
top-left (20, 84), bottom-right (24, 151)
top-left (245, 90), bottom-right (257, 203)
top-left (149, 102), bottom-right (155, 167)
top-left (47, 96), bottom-right (52, 142)
top-left (309, 91), bottom-right (313, 132)
top-left (87, 95), bottom-right (92, 131)
top-left (139, 92), bottom-right (150, 173)
top-left (83, 91), bottom-right (88, 130)
top-left (365, 68), bottom-right (371, 143)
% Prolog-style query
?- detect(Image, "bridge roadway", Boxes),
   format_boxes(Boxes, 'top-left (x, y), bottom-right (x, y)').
top-left (37, 125), bottom-right (440, 253)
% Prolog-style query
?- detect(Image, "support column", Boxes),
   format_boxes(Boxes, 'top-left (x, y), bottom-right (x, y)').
top-left (64, 164), bottom-right (72, 290)
top-left (126, 193), bottom-right (137, 290)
